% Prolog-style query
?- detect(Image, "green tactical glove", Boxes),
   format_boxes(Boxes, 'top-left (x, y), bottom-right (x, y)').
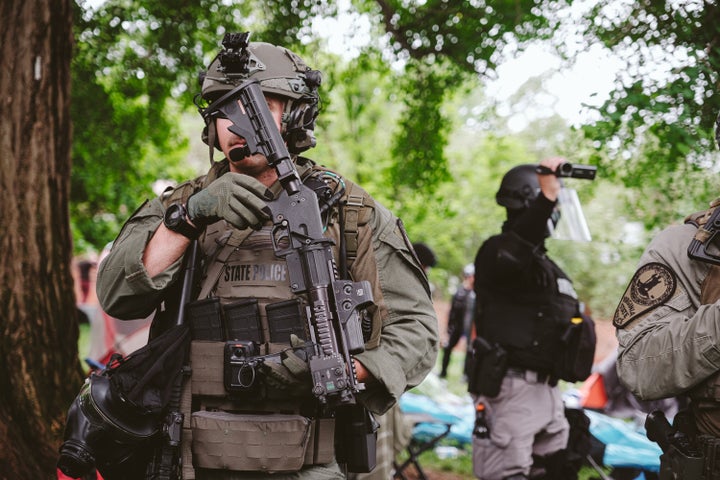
top-left (186, 172), bottom-right (274, 230)
top-left (261, 334), bottom-right (312, 397)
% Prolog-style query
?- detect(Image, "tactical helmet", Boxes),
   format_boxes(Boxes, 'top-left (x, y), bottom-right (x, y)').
top-left (495, 164), bottom-right (540, 210)
top-left (197, 33), bottom-right (322, 156)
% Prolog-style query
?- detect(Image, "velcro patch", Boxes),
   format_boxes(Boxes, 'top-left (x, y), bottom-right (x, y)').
top-left (613, 262), bottom-right (677, 329)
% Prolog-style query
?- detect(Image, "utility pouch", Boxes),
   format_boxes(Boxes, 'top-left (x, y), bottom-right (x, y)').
top-left (187, 297), bottom-right (225, 341)
top-left (191, 411), bottom-right (312, 472)
top-left (334, 404), bottom-right (378, 473)
top-left (468, 337), bottom-right (507, 397)
top-left (555, 314), bottom-right (596, 383)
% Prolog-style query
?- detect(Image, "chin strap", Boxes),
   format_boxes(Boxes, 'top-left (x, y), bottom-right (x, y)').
top-left (206, 122), bottom-right (216, 165)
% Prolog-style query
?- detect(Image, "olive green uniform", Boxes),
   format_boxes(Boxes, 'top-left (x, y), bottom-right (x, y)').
top-left (97, 158), bottom-right (438, 478)
top-left (614, 214), bottom-right (720, 436)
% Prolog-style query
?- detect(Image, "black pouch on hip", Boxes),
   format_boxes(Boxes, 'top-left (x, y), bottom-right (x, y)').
top-left (468, 337), bottom-right (507, 398)
top-left (334, 404), bottom-right (378, 473)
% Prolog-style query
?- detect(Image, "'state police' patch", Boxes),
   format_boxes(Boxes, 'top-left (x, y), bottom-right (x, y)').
top-left (613, 262), bottom-right (677, 329)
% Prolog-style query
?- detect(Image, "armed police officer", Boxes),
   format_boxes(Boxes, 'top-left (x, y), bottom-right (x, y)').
top-left (94, 33), bottom-right (438, 479)
top-left (470, 158), bottom-right (591, 480)
top-left (613, 157), bottom-right (720, 475)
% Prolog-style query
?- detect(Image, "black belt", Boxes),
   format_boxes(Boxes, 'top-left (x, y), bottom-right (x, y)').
top-left (506, 367), bottom-right (555, 385)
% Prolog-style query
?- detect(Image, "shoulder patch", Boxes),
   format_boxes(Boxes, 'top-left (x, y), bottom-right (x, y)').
top-left (613, 262), bottom-right (677, 329)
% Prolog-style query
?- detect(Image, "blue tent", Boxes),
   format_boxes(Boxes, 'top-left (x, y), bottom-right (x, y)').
top-left (399, 378), bottom-right (661, 473)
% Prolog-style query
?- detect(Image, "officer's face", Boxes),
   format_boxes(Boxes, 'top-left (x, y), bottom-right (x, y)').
top-left (216, 95), bottom-right (285, 183)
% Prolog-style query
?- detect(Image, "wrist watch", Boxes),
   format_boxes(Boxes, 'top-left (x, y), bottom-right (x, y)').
top-left (163, 203), bottom-right (201, 240)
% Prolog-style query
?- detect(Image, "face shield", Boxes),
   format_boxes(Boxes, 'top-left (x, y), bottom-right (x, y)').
top-left (549, 187), bottom-right (592, 242)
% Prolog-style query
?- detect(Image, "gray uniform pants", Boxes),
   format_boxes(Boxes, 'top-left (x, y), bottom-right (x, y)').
top-left (472, 369), bottom-right (568, 480)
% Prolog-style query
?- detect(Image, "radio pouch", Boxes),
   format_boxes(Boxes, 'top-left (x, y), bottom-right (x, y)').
top-left (468, 336), bottom-right (507, 398)
top-left (555, 313), bottom-right (596, 383)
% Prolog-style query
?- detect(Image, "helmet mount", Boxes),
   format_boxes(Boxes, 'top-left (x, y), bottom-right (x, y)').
top-left (217, 32), bottom-right (255, 76)
top-left (196, 32), bottom-right (322, 161)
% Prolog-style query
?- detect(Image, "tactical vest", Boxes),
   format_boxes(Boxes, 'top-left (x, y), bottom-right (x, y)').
top-left (478, 243), bottom-right (579, 373)
top-left (684, 199), bottom-right (720, 436)
top-left (159, 158), bottom-right (383, 477)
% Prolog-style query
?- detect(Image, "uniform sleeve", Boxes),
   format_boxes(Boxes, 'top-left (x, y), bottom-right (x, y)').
top-left (354, 203), bottom-right (439, 414)
top-left (615, 223), bottom-right (720, 400)
top-left (96, 197), bottom-right (184, 320)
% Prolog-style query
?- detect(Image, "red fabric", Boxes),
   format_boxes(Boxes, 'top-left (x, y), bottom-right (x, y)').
top-left (57, 468), bottom-right (104, 479)
top-left (102, 311), bottom-right (117, 356)
top-left (579, 372), bottom-right (608, 410)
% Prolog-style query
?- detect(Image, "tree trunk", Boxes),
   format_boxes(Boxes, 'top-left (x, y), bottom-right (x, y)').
top-left (0, 0), bottom-right (84, 478)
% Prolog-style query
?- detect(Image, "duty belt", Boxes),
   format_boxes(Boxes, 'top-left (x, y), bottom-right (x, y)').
top-left (506, 367), bottom-right (556, 385)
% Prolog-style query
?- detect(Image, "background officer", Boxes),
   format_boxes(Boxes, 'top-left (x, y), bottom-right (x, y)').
top-left (471, 157), bottom-right (579, 480)
top-left (439, 263), bottom-right (476, 379)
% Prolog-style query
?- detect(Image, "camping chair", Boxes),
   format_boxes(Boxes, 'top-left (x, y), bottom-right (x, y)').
top-left (393, 412), bottom-right (453, 480)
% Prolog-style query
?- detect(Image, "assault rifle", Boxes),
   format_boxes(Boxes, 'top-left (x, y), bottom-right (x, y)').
top-left (688, 202), bottom-right (720, 266)
top-left (204, 32), bottom-right (377, 471)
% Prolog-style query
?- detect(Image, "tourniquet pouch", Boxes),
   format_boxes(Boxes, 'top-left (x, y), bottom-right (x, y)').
top-left (468, 336), bottom-right (507, 397)
top-left (191, 411), bottom-right (312, 472)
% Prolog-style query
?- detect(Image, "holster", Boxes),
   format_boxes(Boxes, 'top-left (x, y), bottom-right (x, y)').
top-left (648, 410), bottom-right (705, 480)
top-left (334, 404), bottom-right (378, 473)
top-left (699, 434), bottom-right (720, 480)
top-left (468, 337), bottom-right (507, 397)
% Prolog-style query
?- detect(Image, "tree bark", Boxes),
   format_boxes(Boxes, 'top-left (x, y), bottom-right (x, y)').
top-left (0, 0), bottom-right (84, 478)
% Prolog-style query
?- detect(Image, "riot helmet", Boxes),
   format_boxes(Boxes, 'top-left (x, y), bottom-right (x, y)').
top-left (495, 164), bottom-right (540, 210)
top-left (196, 32), bottom-right (322, 159)
top-left (496, 163), bottom-right (562, 238)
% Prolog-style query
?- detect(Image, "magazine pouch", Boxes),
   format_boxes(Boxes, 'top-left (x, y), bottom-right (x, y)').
top-left (555, 313), bottom-right (596, 383)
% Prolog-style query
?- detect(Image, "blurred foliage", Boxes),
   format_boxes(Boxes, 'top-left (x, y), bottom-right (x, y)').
top-left (573, 0), bottom-right (720, 229)
top-left (69, 0), bottom-right (720, 318)
top-left (69, 0), bottom-right (575, 254)
top-left (70, 0), bottom-right (237, 253)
